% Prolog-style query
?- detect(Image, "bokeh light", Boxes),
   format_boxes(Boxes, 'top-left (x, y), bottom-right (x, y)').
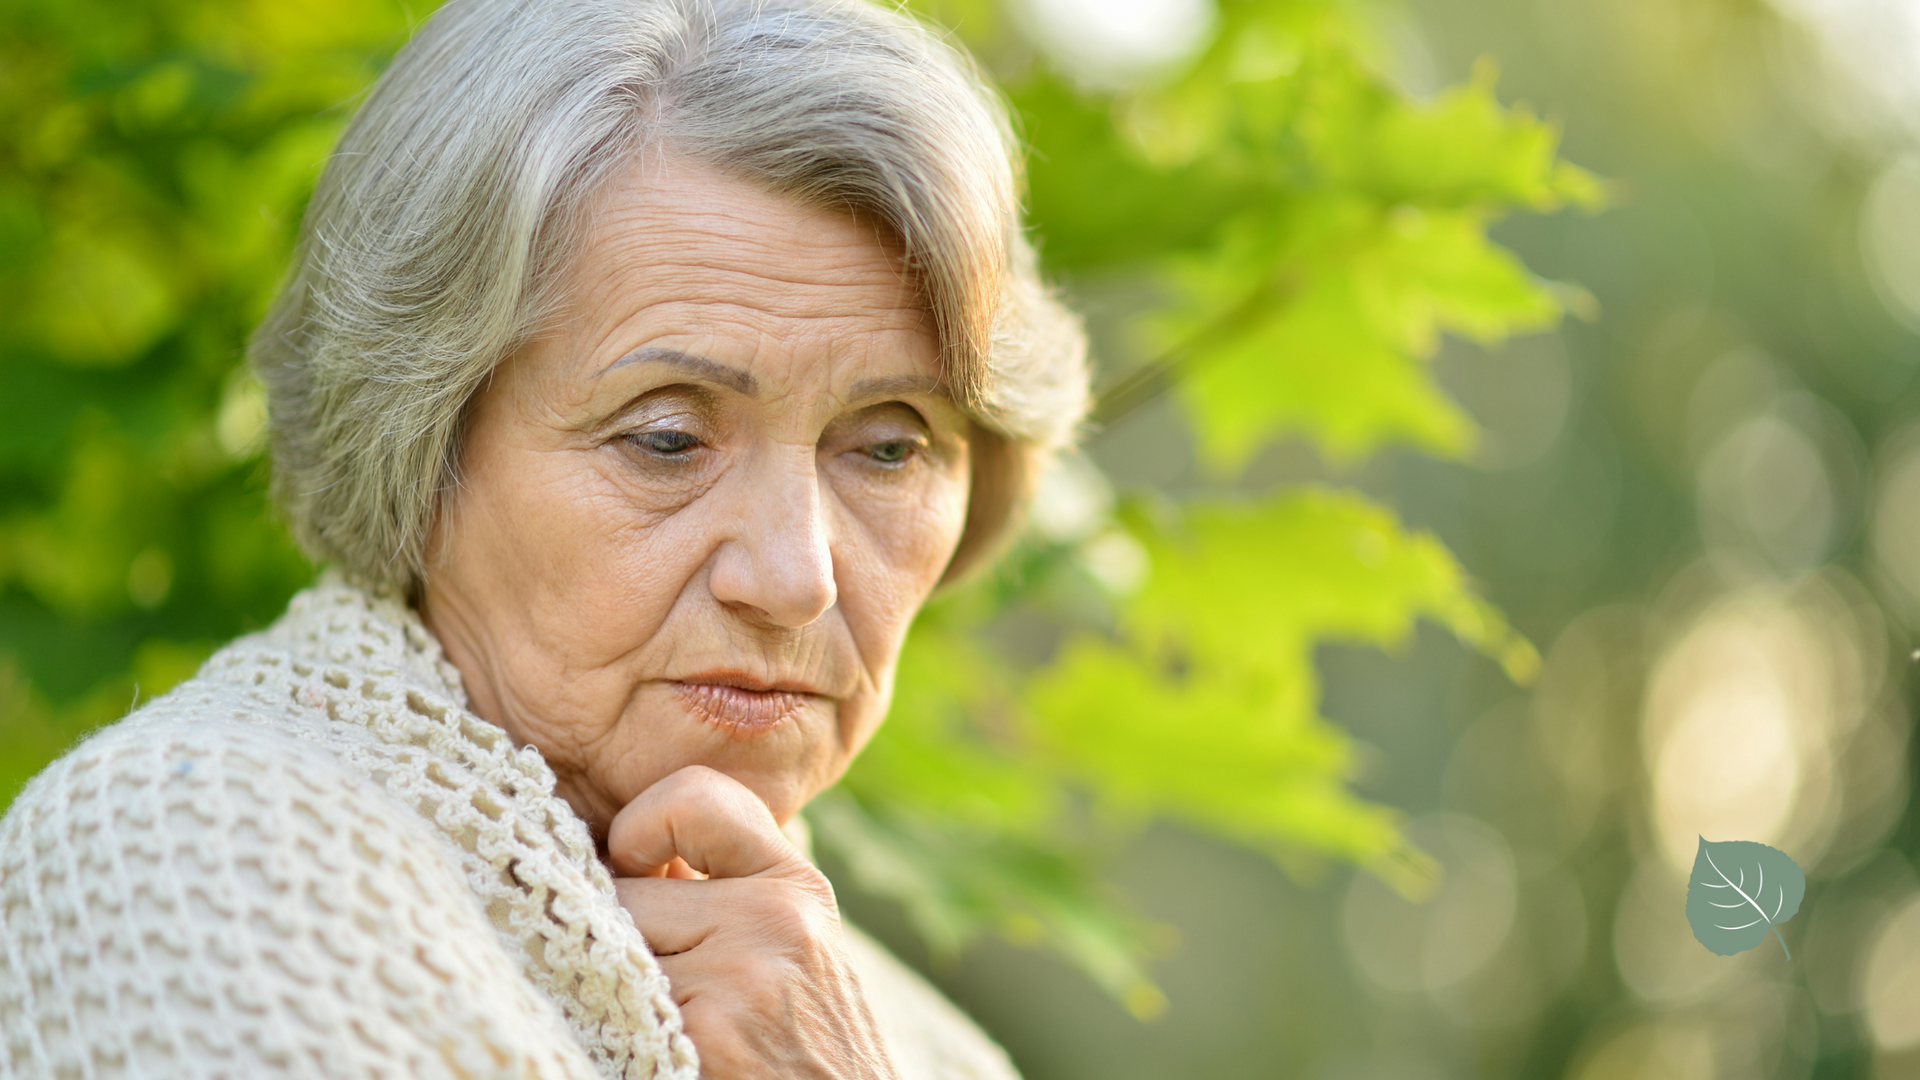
top-left (994, 0), bottom-right (1920, 1069)
top-left (1013, 0), bottom-right (1215, 87)
top-left (1863, 892), bottom-right (1920, 1052)
top-left (1872, 424), bottom-right (1920, 617)
top-left (1861, 156), bottom-right (1920, 331)
top-left (1767, 0), bottom-right (1920, 140)
top-left (1565, 1019), bottom-right (1718, 1080)
top-left (1696, 411), bottom-right (1839, 569)
top-left (1342, 814), bottom-right (1519, 996)
top-left (1642, 590), bottom-right (1842, 870)
top-left (1614, 860), bottom-right (1756, 1005)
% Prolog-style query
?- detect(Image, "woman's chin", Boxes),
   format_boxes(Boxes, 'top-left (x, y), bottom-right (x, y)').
top-left (605, 685), bottom-right (843, 822)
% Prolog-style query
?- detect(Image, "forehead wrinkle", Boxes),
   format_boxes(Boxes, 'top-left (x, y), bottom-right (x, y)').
top-left (848, 373), bottom-right (947, 401)
top-left (580, 221), bottom-right (920, 322)
top-left (600, 345), bottom-right (757, 395)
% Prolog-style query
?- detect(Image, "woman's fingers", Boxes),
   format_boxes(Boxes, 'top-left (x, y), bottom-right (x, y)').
top-left (605, 765), bottom-right (808, 881)
top-left (613, 877), bottom-right (713, 955)
top-left (618, 872), bottom-right (839, 952)
top-left (607, 767), bottom-right (898, 1079)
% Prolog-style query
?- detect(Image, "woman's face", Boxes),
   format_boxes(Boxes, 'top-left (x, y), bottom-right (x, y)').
top-left (421, 158), bottom-right (971, 836)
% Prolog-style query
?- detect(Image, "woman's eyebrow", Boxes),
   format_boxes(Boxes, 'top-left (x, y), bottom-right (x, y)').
top-left (601, 346), bottom-right (758, 395)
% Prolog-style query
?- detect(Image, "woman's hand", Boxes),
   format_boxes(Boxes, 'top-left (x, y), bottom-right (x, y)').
top-left (608, 766), bottom-right (899, 1080)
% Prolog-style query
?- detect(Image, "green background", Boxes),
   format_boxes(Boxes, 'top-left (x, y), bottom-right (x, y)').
top-left (4, 0), bottom-right (1918, 1077)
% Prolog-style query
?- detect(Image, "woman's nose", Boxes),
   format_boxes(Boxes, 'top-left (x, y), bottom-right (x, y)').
top-left (706, 448), bottom-right (837, 628)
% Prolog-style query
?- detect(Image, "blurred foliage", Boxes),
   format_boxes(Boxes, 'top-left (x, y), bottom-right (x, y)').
top-left (0, 0), bottom-right (1591, 1010)
top-left (822, 0), bottom-right (1591, 1009)
top-left (0, 0), bottom-right (415, 797)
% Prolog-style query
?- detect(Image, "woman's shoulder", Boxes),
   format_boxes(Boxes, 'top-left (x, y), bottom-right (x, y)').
top-left (0, 609), bottom-right (403, 851)
top-left (0, 684), bottom-right (598, 1079)
top-left (2, 569), bottom-right (509, 847)
top-left (0, 659), bottom-right (364, 869)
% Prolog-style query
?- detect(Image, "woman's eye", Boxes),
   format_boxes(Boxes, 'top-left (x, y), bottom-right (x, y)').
top-left (865, 439), bottom-right (917, 466)
top-left (629, 430), bottom-right (701, 456)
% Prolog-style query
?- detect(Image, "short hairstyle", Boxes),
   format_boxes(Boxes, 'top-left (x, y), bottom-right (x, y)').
top-left (253, 0), bottom-right (1089, 595)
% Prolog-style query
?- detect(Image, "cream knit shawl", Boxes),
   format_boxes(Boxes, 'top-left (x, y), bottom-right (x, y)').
top-left (0, 577), bottom-right (1018, 1080)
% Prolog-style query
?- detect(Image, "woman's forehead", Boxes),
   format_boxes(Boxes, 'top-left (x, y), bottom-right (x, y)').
top-left (577, 158), bottom-right (916, 297)
top-left (545, 157), bottom-right (940, 393)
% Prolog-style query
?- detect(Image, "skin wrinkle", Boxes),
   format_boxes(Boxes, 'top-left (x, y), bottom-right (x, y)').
top-left (601, 349), bottom-right (945, 414)
top-left (420, 155), bottom-right (971, 840)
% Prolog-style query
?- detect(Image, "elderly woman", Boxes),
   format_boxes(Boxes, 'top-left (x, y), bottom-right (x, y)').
top-left (0, 0), bottom-right (1087, 1076)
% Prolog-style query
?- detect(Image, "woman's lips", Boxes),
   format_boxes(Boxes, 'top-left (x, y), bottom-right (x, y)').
top-left (673, 675), bottom-right (815, 741)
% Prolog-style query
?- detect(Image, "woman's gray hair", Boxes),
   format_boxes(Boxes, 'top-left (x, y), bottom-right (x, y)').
top-left (253, 0), bottom-right (1089, 594)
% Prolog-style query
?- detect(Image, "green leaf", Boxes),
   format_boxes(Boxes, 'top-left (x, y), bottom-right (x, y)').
top-left (1023, 488), bottom-right (1531, 895)
top-left (1685, 837), bottom-right (1805, 959)
top-left (1123, 488), bottom-right (1536, 679)
top-left (1155, 196), bottom-right (1570, 469)
top-left (1171, 260), bottom-right (1477, 465)
top-left (1026, 635), bottom-right (1407, 871)
top-left (808, 788), bottom-right (1170, 1019)
top-left (1298, 56), bottom-right (1603, 211)
top-left (1088, 18), bottom-right (1601, 468)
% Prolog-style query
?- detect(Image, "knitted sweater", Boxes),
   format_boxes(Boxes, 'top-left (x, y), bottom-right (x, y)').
top-left (0, 577), bottom-right (1018, 1080)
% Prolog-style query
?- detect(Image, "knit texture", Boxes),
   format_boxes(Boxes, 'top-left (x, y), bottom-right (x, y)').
top-left (0, 575), bottom-right (1019, 1080)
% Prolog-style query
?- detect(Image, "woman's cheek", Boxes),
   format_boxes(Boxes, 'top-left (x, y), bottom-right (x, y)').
top-left (846, 463), bottom-right (968, 590)
top-left (921, 457), bottom-right (974, 579)
top-left (596, 443), bottom-right (727, 525)
top-left (825, 466), bottom-right (956, 665)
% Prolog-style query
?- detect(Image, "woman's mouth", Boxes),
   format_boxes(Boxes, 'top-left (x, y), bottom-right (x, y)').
top-left (673, 674), bottom-right (814, 740)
